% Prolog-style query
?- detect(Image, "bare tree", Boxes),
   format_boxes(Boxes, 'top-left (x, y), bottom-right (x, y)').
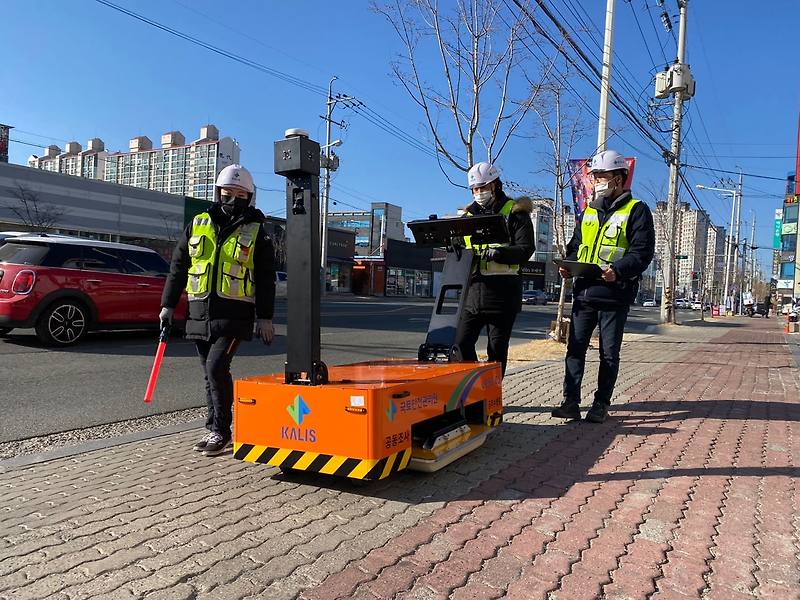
top-left (530, 75), bottom-right (590, 342)
top-left (4, 183), bottom-right (65, 230)
top-left (159, 212), bottom-right (182, 243)
top-left (373, 0), bottom-right (542, 180)
top-left (271, 224), bottom-right (288, 271)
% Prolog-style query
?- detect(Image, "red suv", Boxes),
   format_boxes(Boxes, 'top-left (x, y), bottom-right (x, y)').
top-left (0, 235), bottom-right (186, 345)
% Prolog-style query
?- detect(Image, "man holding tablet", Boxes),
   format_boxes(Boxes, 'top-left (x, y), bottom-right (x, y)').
top-left (552, 150), bottom-right (655, 423)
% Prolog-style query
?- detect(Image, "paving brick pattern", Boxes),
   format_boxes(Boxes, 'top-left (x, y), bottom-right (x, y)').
top-left (1, 319), bottom-right (798, 599)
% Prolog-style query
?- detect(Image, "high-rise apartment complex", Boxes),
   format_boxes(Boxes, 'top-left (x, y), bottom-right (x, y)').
top-left (529, 201), bottom-right (553, 263)
top-left (676, 202), bottom-right (709, 296)
top-left (705, 224), bottom-right (726, 300)
top-left (27, 125), bottom-right (239, 202)
top-left (655, 200), bottom-right (717, 298)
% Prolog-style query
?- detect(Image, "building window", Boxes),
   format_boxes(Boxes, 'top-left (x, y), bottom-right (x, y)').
top-left (780, 262), bottom-right (795, 279)
top-left (385, 267), bottom-right (431, 297)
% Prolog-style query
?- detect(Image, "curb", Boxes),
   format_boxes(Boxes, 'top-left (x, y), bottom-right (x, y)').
top-left (1, 362), bottom-right (553, 471)
top-left (0, 418), bottom-right (205, 472)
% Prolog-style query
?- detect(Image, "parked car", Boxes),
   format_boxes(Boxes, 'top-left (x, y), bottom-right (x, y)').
top-left (642, 299), bottom-right (657, 307)
top-left (0, 235), bottom-right (186, 345)
top-left (0, 231), bottom-right (30, 245)
top-left (690, 301), bottom-right (708, 311)
top-left (522, 289), bottom-right (548, 305)
top-left (673, 298), bottom-right (686, 309)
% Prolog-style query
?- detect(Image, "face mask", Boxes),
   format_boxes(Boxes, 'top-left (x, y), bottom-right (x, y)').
top-left (593, 180), bottom-right (614, 200)
top-left (220, 194), bottom-right (249, 214)
top-left (473, 190), bottom-right (493, 207)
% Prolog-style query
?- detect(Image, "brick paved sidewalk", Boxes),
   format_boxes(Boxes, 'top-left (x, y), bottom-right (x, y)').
top-left (1, 319), bottom-right (798, 600)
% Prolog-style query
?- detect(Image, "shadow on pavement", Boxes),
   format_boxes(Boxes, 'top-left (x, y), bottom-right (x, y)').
top-left (268, 392), bottom-right (800, 504)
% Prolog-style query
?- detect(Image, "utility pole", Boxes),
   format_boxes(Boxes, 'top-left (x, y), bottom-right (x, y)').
top-left (732, 170), bottom-right (743, 313)
top-left (319, 77), bottom-right (353, 294)
top-left (596, 0), bottom-right (616, 151)
top-left (320, 76), bottom-right (337, 293)
top-left (660, 0), bottom-right (691, 324)
top-left (721, 194), bottom-right (733, 310)
top-left (749, 211), bottom-right (756, 296)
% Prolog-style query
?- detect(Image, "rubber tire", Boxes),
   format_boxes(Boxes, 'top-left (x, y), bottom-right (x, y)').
top-left (35, 299), bottom-right (89, 346)
top-left (0, 327), bottom-right (12, 337)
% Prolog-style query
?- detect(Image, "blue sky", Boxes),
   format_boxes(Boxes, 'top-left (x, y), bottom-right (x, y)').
top-left (3, 1), bottom-right (797, 270)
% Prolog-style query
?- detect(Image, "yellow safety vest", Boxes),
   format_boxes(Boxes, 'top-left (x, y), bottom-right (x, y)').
top-left (186, 212), bottom-right (260, 303)
top-left (464, 199), bottom-right (519, 276)
top-left (577, 197), bottom-right (640, 266)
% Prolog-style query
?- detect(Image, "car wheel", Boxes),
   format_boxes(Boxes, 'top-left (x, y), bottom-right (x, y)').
top-left (35, 300), bottom-right (88, 346)
top-left (0, 327), bottom-right (12, 337)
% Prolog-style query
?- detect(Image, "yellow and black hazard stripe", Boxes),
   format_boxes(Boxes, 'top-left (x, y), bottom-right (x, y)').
top-left (487, 411), bottom-right (503, 428)
top-left (232, 444), bottom-right (412, 480)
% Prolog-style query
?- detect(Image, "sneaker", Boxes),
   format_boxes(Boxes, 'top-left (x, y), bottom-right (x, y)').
top-left (202, 433), bottom-right (232, 456)
top-left (551, 402), bottom-right (580, 420)
top-left (585, 403), bottom-right (609, 424)
top-left (193, 431), bottom-right (213, 452)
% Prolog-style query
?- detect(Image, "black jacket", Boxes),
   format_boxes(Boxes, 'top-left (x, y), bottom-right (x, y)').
top-left (161, 204), bottom-right (276, 341)
top-left (463, 194), bottom-right (535, 314)
top-left (565, 191), bottom-right (655, 307)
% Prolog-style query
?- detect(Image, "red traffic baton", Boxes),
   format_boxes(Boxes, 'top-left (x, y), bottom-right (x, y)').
top-left (144, 324), bottom-right (171, 404)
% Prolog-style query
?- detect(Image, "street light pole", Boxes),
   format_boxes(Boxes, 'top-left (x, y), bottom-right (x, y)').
top-left (697, 184), bottom-right (736, 310)
top-left (596, 0), bottom-right (616, 151)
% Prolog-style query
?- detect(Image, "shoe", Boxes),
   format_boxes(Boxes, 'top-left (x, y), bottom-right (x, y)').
top-left (585, 403), bottom-right (609, 424)
top-left (193, 431), bottom-right (213, 452)
top-left (551, 402), bottom-right (581, 420)
top-left (202, 433), bottom-right (232, 456)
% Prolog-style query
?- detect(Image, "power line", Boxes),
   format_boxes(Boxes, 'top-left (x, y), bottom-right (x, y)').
top-left (94, 0), bottom-right (328, 96)
top-left (12, 129), bottom-right (70, 143)
top-left (509, 0), bottom-right (671, 160)
top-left (542, 0), bottom-right (646, 108)
top-left (644, 1), bottom-right (670, 64)
top-left (93, 0), bottom-right (466, 174)
top-left (682, 164), bottom-right (786, 182)
top-left (9, 139), bottom-right (47, 149)
top-left (684, 153), bottom-right (797, 160)
top-left (626, 0), bottom-right (657, 68)
top-left (500, 6), bottom-right (661, 164)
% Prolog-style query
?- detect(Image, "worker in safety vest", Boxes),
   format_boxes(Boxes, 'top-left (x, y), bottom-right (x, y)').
top-left (552, 150), bottom-right (655, 423)
top-left (453, 162), bottom-right (534, 376)
top-left (160, 164), bottom-right (276, 456)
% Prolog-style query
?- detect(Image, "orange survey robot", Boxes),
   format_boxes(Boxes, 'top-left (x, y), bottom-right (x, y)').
top-left (232, 130), bottom-right (505, 480)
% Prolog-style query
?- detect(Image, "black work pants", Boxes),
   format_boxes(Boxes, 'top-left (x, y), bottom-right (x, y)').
top-left (563, 299), bottom-right (629, 406)
top-left (454, 309), bottom-right (518, 376)
top-left (196, 336), bottom-right (241, 437)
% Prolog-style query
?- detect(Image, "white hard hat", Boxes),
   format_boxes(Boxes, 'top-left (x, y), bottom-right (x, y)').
top-left (467, 162), bottom-right (500, 189)
top-left (215, 164), bottom-right (255, 194)
top-left (588, 150), bottom-right (628, 174)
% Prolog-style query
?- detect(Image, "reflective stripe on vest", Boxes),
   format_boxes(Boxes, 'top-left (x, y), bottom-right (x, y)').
top-left (577, 197), bottom-right (640, 266)
top-left (464, 199), bottom-right (519, 276)
top-left (186, 213), bottom-right (260, 303)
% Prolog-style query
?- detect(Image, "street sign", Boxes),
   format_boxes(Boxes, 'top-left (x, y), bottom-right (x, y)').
top-left (675, 254), bottom-right (688, 259)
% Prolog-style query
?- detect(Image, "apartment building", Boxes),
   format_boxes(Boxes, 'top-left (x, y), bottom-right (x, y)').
top-left (27, 125), bottom-right (239, 202)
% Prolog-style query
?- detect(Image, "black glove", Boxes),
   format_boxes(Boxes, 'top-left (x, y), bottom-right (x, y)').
top-left (482, 247), bottom-right (500, 262)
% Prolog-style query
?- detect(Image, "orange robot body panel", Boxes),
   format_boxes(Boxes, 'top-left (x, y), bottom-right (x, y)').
top-left (233, 359), bottom-right (502, 479)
